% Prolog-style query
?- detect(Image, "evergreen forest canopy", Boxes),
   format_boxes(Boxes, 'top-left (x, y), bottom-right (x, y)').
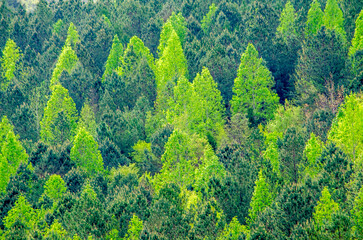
top-left (0, 0), bottom-right (363, 239)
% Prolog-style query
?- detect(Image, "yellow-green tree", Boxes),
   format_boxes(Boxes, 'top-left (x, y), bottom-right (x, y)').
top-left (349, 9), bottom-right (363, 56)
top-left (102, 34), bottom-right (123, 82)
top-left (313, 187), bottom-right (339, 227)
top-left (277, 1), bottom-right (297, 43)
top-left (0, 39), bottom-right (21, 91)
top-left (40, 84), bottom-right (78, 145)
top-left (305, 0), bottom-right (324, 37)
top-left (70, 127), bottom-right (104, 177)
top-left (323, 0), bottom-right (346, 42)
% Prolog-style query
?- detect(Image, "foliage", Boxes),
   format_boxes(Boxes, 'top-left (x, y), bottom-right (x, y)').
top-left (123, 214), bottom-right (143, 240)
top-left (277, 1), bottom-right (297, 43)
top-left (231, 43), bottom-right (279, 124)
top-left (305, 0), bottom-right (324, 37)
top-left (70, 127), bottom-right (104, 177)
top-left (44, 174), bottom-right (67, 203)
top-left (349, 10), bottom-right (363, 56)
top-left (201, 4), bottom-right (217, 33)
top-left (352, 186), bottom-right (363, 237)
top-left (40, 84), bottom-right (78, 145)
top-left (102, 34), bottom-right (123, 82)
top-left (0, 39), bottom-right (21, 91)
top-left (313, 187), bottom-right (340, 227)
top-left (323, 0), bottom-right (347, 42)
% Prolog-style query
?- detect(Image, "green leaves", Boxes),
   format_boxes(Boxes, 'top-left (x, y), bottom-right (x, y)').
top-left (0, 39), bottom-right (21, 91)
top-left (305, 0), bottom-right (324, 37)
top-left (349, 10), bottom-right (363, 56)
top-left (323, 0), bottom-right (347, 42)
top-left (231, 43), bottom-right (279, 124)
top-left (313, 187), bottom-right (339, 227)
top-left (40, 84), bottom-right (78, 145)
top-left (352, 186), bottom-right (363, 237)
top-left (247, 170), bottom-right (272, 226)
top-left (102, 35), bottom-right (123, 82)
top-left (3, 195), bottom-right (35, 230)
top-left (201, 4), bottom-right (217, 33)
top-left (70, 127), bottom-right (104, 177)
top-left (44, 174), bottom-right (67, 203)
top-left (123, 214), bottom-right (143, 240)
top-left (277, 1), bottom-right (297, 43)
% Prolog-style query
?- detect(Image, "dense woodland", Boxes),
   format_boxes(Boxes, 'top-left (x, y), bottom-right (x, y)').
top-left (0, 0), bottom-right (363, 239)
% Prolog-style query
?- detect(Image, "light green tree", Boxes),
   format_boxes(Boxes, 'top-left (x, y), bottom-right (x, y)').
top-left (50, 23), bottom-right (79, 86)
top-left (102, 35), bottom-right (123, 82)
top-left (305, 0), bottom-right (324, 37)
top-left (201, 4), bottom-right (217, 33)
top-left (247, 170), bottom-right (272, 226)
top-left (303, 132), bottom-right (324, 178)
top-left (77, 103), bottom-right (97, 138)
top-left (352, 186), bottom-right (363, 237)
top-left (158, 12), bottom-right (187, 56)
top-left (0, 39), bottom-right (21, 91)
top-left (123, 214), bottom-right (143, 240)
top-left (328, 93), bottom-right (363, 164)
top-left (44, 174), bottom-right (67, 203)
top-left (43, 220), bottom-right (67, 239)
top-left (155, 29), bottom-right (188, 112)
top-left (349, 9), bottom-right (363, 56)
top-left (313, 187), bottom-right (339, 227)
top-left (231, 43), bottom-right (279, 123)
top-left (40, 84), bottom-right (78, 145)
top-left (323, 0), bottom-right (346, 42)
top-left (70, 127), bottom-right (104, 177)
top-left (277, 1), bottom-right (297, 42)
top-left (218, 216), bottom-right (248, 240)
top-left (3, 195), bottom-right (35, 230)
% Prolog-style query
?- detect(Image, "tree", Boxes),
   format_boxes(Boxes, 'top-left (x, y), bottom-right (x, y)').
top-left (313, 187), bottom-right (339, 227)
top-left (124, 214), bottom-right (143, 240)
top-left (277, 1), bottom-right (297, 43)
top-left (3, 195), bottom-right (35, 232)
top-left (155, 29), bottom-right (188, 112)
top-left (40, 84), bottom-right (78, 145)
top-left (218, 216), bottom-right (247, 240)
top-left (231, 43), bottom-right (279, 124)
top-left (102, 35), bottom-right (123, 82)
top-left (70, 127), bottom-right (104, 177)
top-left (328, 93), bottom-right (363, 163)
top-left (302, 132), bottom-right (324, 178)
top-left (77, 103), bottom-right (97, 138)
top-left (305, 0), bottom-right (324, 37)
top-left (0, 38), bottom-right (21, 91)
top-left (201, 4), bottom-right (217, 33)
top-left (247, 170), bottom-right (272, 226)
top-left (349, 10), bottom-right (363, 56)
top-left (352, 186), bottom-right (363, 237)
top-left (158, 12), bottom-right (187, 56)
top-left (44, 174), bottom-right (67, 204)
top-left (323, 0), bottom-right (346, 42)
top-left (65, 22), bottom-right (80, 49)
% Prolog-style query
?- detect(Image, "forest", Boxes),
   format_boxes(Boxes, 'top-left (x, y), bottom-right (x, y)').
top-left (0, 0), bottom-right (363, 239)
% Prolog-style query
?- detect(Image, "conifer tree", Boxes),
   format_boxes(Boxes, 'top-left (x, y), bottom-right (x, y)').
top-left (328, 93), bottom-right (363, 163)
top-left (65, 22), bottom-right (80, 49)
top-left (352, 186), bottom-right (363, 237)
top-left (77, 103), bottom-right (97, 138)
top-left (70, 127), bottom-right (104, 177)
top-left (0, 39), bottom-right (21, 91)
top-left (155, 30), bottom-right (188, 112)
top-left (231, 43), bottom-right (279, 124)
top-left (102, 35), bottom-right (123, 82)
top-left (303, 132), bottom-right (324, 178)
top-left (158, 12), bottom-right (187, 56)
top-left (201, 4), bottom-right (217, 33)
top-left (313, 187), bottom-right (339, 227)
top-left (44, 174), bottom-right (67, 203)
top-left (277, 1), bottom-right (297, 43)
top-left (43, 220), bottom-right (67, 239)
top-left (3, 195), bottom-right (35, 231)
top-left (124, 214), bottom-right (143, 240)
top-left (305, 0), bottom-right (324, 37)
top-left (349, 9), bottom-right (363, 56)
top-left (247, 170), bottom-right (272, 226)
top-left (40, 84), bottom-right (78, 145)
top-left (323, 0), bottom-right (347, 42)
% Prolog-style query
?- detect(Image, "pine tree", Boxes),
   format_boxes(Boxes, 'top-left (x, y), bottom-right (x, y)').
top-left (231, 43), bottom-right (279, 124)
top-left (303, 132), bottom-right (324, 178)
top-left (277, 1), bottom-right (297, 43)
top-left (3, 195), bottom-right (35, 230)
top-left (201, 4), bottom-right (217, 33)
top-left (70, 127), bottom-right (104, 177)
top-left (349, 10), bottom-right (363, 56)
top-left (305, 0), bottom-right (324, 37)
top-left (43, 220), bottom-right (67, 239)
top-left (40, 84), bottom-right (78, 145)
top-left (102, 35), bottom-right (123, 82)
top-left (313, 187), bottom-right (339, 227)
top-left (65, 22), bottom-right (80, 49)
top-left (323, 0), bottom-right (347, 42)
top-left (247, 170), bottom-right (272, 226)
top-left (0, 39), bottom-right (21, 91)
